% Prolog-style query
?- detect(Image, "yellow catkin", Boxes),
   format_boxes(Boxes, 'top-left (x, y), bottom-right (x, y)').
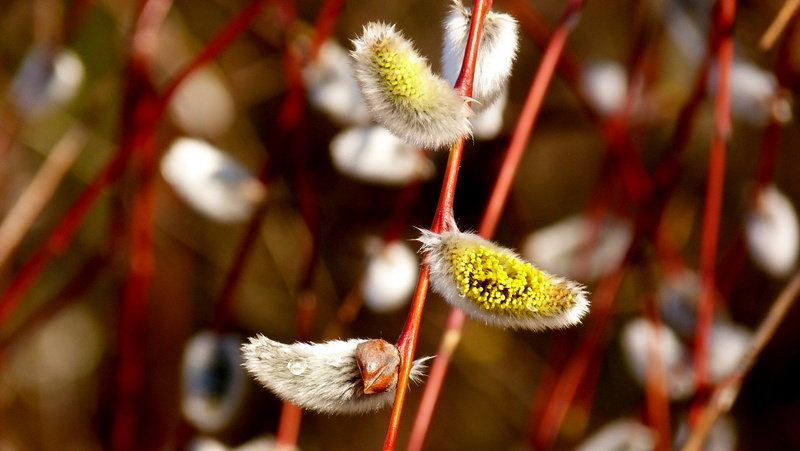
top-left (448, 244), bottom-right (575, 316)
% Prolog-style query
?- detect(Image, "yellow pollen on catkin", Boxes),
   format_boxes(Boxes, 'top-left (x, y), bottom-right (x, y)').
top-left (448, 244), bottom-right (575, 316)
top-left (371, 40), bottom-right (425, 105)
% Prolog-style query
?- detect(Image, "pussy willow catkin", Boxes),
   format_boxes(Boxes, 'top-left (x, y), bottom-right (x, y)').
top-left (351, 22), bottom-right (472, 149)
top-left (419, 224), bottom-right (589, 331)
top-left (242, 336), bottom-right (428, 414)
top-left (441, 0), bottom-right (519, 112)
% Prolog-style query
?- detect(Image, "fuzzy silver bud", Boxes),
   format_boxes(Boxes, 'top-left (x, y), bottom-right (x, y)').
top-left (242, 336), bottom-right (427, 414)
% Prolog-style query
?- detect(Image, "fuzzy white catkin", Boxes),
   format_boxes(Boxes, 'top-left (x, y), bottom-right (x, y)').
top-left (242, 336), bottom-right (427, 415)
top-left (351, 22), bottom-right (472, 149)
top-left (362, 239), bottom-right (419, 313)
top-left (330, 125), bottom-right (434, 185)
top-left (746, 185), bottom-right (799, 277)
top-left (181, 331), bottom-right (248, 433)
top-left (161, 138), bottom-right (266, 223)
top-left (620, 318), bottom-right (695, 400)
top-left (575, 419), bottom-right (656, 451)
top-left (441, 1), bottom-right (519, 113)
top-left (303, 39), bottom-right (372, 125)
top-left (419, 222), bottom-right (589, 331)
top-left (10, 46), bottom-right (84, 118)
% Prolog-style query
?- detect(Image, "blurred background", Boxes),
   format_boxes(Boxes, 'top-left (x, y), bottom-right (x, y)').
top-left (1, 0), bottom-right (800, 449)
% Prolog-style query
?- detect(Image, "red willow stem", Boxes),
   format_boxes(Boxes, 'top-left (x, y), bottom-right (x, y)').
top-left (691, 0), bottom-right (735, 414)
top-left (382, 2), bottom-right (492, 449)
top-left (113, 98), bottom-right (160, 451)
top-left (406, 1), bottom-right (584, 449)
top-left (110, 0), bottom-right (173, 448)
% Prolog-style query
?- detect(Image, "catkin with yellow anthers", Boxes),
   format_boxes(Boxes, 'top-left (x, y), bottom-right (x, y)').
top-left (351, 22), bottom-right (472, 149)
top-left (418, 222), bottom-right (589, 331)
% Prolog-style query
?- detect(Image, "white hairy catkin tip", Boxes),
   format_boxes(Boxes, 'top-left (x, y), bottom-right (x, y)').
top-left (351, 22), bottom-right (472, 149)
top-left (441, 1), bottom-right (519, 113)
top-left (418, 221), bottom-right (589, 331)
top-left (241, 336), bottom-right (428, 415)
top-left (161, 137), bottom-right (266, 223)
top-left (746, 185), bottom-right (799, 277)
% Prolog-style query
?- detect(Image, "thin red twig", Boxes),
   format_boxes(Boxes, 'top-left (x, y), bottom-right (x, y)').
top-left (382, 2), bottom-right (492, 449)
top-left (691, 0), bottom-right (735, 417)
top-left (112, 99), bottom-right (160, 451)
top-left (110, 1), bottom-right (174, 447)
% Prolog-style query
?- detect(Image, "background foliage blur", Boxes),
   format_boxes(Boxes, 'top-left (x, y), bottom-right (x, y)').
top-left (1, 0), bottom-right (800, 449)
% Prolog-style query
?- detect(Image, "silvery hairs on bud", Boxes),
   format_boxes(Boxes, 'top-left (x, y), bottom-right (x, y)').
top-left (351, 22), bottom-right (472, 149)
top-left (441, 0), bottom-right (519, 113)
top-left (242, 335), bottom-right (428, 414)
